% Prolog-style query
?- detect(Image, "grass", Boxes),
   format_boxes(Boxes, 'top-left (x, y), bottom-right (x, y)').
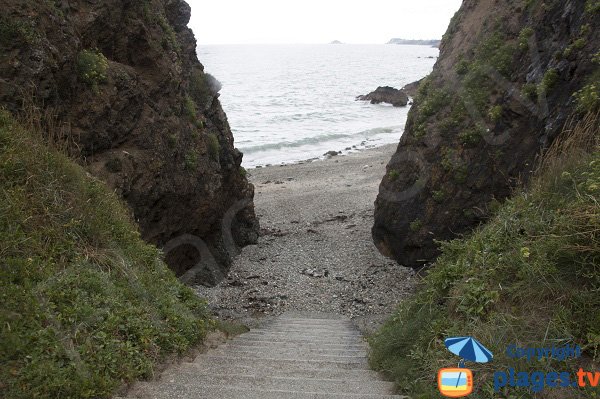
top-left (369, 114), bottom-right (600, 399)
top-left (0, 110), bottom-right (213, 399)
top-left (184, 95), bottom-right (197, 123)
top-left (207, 133), bottom-right (220, 161)
top-left (388, 169), bottom-right (400, 181)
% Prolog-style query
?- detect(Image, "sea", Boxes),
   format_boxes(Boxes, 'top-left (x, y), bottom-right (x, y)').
top-left (197, 44), bottom-right (438, 168)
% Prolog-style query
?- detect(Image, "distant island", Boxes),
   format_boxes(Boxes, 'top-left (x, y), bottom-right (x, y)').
top-left (329, 40), bottom-right (344, 44)
top-left (387, 38), bottom-right (441, 47)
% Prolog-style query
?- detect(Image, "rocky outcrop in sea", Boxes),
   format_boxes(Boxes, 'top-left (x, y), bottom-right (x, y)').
top-left (356, 86), bottom-right (409, 107)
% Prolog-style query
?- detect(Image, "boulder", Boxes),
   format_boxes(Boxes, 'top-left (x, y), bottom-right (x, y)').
top-left (356, 86), bottom-right (409, 107)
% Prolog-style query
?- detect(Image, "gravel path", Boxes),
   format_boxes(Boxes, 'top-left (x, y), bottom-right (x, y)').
top-left (196, 145), bottom-right (415, 334)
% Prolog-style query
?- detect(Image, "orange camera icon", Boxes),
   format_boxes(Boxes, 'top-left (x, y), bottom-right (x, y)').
top-left (438, 367), bottom-right (473, 398)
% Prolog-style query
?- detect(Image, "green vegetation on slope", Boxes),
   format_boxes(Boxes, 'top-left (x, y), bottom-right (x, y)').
top-left (0, 111), bottom-right (212, 398)
top-left (370, 115), bottom-right (600, 398)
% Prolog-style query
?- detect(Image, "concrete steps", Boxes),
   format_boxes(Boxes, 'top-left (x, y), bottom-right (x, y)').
top-left (121, 313), bottom-right (405, 398)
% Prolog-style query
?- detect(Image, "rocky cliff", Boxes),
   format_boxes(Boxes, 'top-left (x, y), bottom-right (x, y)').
top-left (373, 0), bottom-right (599, 267)
top-left (0, 0), bottom-right (259, 283)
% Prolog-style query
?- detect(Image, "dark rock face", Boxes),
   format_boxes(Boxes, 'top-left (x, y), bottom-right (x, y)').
top-left (0, 0), bottom-right (259, 284)
top-left (356, 86), bottom-right (409, 107)
top-left (373, 0), bottom-right (599, 268)
top-left (401, 79), bottom-right (423, 98)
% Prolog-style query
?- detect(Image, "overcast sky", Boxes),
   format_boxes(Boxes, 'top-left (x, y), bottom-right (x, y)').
top-left (187, 0), bottom-right (463, 45)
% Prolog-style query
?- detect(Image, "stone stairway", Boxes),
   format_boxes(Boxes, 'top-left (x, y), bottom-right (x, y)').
top-left (120, 313), bottom-right (405, 398)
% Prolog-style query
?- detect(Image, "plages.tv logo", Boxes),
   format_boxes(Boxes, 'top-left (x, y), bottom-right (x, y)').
top-left (438, 336), bottom-right (493, 398)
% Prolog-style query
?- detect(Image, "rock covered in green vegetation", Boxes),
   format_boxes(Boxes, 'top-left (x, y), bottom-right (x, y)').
top-left (0, 0), bottom-right (259, 284)
top-left (369, 116), bottom-right (599, 398)
top-left (373, 0), bottom-right (600, 267)
top-left (0, 112), bottom-right (213, 399)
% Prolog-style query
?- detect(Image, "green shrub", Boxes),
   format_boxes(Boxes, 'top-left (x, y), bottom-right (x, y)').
top-left (190, 70), bottom-right (211, 105)
top-left (388, 169), bottom-right (400, 181)
top-left (477, 32), bottom-right (515, 77)
top-left (0, 112), bottom-right (212, 399)
top-left (409, 219), bottom-right (423, 232)
top-left (417, 87), bottom-right (449, 124)
top-left (441, 147), bottom-right (457, 172)
top-left (207, 133), bottom-right (220, 161)
top-left (518, 26), bottom-right (534, 50)
top-left (184, 151), bottom-right (198, 170)
top-left (412, 123), bottom-right (427, 139)
top-left (522, 82), bottom-right (538, 101)
top-left (77, 49), bottom-right (109, 89)
top-left (458, 126), bottom-right (483, 147)
top-left (157, 14), bottom-right (180, 52)
top-left (573, 38), bottom-right (586, 50)
top-left (585, 0), bottom-right (600, 13)
top-left (453, 164), bottom-right (468, 183)
top-left (455, 59), bottom-right (470, 75)
top-left (441, 148), bottom-right (468, 182)
top-left (416, 75), bottom-right (432, 99)
top-left (0, 16), bottom-right (38, 46)
top-left (574, 83), bottom-right (599, 114)
top-left (239, 166), bottom-right (247, 178)
top-left (487, 105), bottom-right (503, 122)
top-left (539, 68), bottom-right (560, 94)
top-left (438, 117), bottom-right (461, 135)
top-left (580, 24), bottom-right (591, 37)
top-left (564, 38), bottom-right (586, 58)
top-left (432, 189), bottom-right (447, 203)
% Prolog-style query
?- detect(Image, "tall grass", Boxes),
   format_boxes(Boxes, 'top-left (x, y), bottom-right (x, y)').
top-left (0, 110), bottom-right (213, 399)
top-left (369, 114), bottom-right (600, 399)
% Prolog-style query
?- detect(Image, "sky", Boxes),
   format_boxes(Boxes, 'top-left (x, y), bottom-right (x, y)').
top-left (187, 0), bottom-right (463, 45)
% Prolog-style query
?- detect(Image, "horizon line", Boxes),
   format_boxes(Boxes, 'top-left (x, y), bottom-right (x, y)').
top-left (196, 41), bottom-right (441, 46)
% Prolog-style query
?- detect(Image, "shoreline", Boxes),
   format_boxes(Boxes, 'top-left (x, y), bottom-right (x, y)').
top-left (245, 141), bottom-right (400, 170)
top-left (197, 143), bottom-right (415, 334)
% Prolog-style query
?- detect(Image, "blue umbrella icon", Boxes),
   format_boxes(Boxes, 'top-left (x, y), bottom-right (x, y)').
top-left (445, 336), bottom-right (493, 364)
top-left (444, 337), bottom-right (493, 391)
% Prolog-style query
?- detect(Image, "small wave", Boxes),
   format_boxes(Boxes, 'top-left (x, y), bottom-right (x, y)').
top-left (240, 126), bottom-right (402, 154)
